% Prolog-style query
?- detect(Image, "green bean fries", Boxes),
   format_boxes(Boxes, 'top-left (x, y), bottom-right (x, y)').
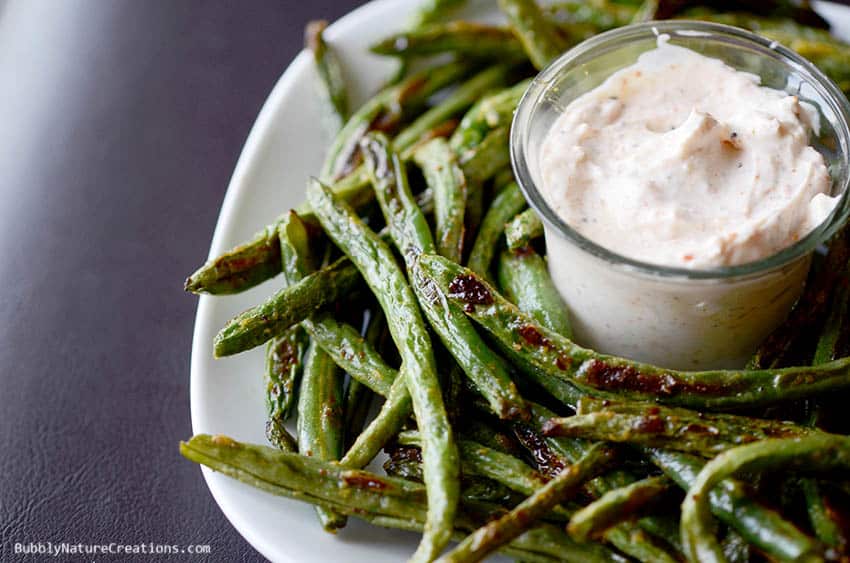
top-left (183, 1), bottom-right (850, 561)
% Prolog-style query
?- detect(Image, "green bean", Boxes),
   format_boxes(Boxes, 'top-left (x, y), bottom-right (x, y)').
top-left (278, 213), bottom-right (405, 472)
top-left (649, 449), bottom-right (822, 561)
top-left (305, 20), bottom-right (349, 136)
top-left (801, 478), bottom-right (844, 549)
top-left (371, 22), bottom-right (524, 60)
top-left (450, 80), bottom-right (530, 155)
top-left (184, 172), bottom-right (372, 297)
top-left (343, 379), bottom-right (373, 450)
top-left (498, 248), bottom-right (572, 338)
top-left (677, 9), bottom-right (850, 95)
top-left (681, 435), bottom-right (850, 562)
top-left (505, 523), bottom-right (628, 563)
top-left (264, 419), bottom-right (297, 453)
top-left (544, 404), bottom-right (815, 457)
top-left (448, 86), bottom-right (517, 236)
top-left (342, 376), bottom-right (412, 468)
top-left (181, 432), bottom-right (429, 521)
top-left (182, 434), bottom-right (624, 563)
top-left (393, 64), bottom-right (511, 151)
top-left (185, 168), bottom-right (368, 294)
top-left (414, 274), bottom-right (528, 419)
top-left (321, 61), bottom-right (470, 182)
top-left (814, 278), bottom-right (850, 366)
top-left (498, 0), bottom-right (567, 70)
top-left (384, 444), bottom-right (425, 483)
top-left (460, 418), bottom-right (524, 457)
top-left (343, 310), bottom-right (384, 450)
top-left (297, 340), bottom-right (345, 530)
top-left (416, 253), bottom-right (850, 409)
top-left (362, 133), bottom-right (437, 257)
top-left (213, 257), bottom-right (360, 357)
top-left (505, 208), bottom-right (543, 250)
top-left (544, 0), bottom-right (637, 30)
top-left (720, 530), bottom-right (750, 563)
top-left (399, 431), bottom-right (546, 495)
top-left (522, 402), bottom-right (681, 563)
top-left (410, 0), bottom-right (468, 28)
top-left (440, 443), bottom-right (615, 563)
top-left (631, 0), bottom-right (659, 23)
top-left (277, 210), bottom-right (320, 284)
top-left (386, 0), bottom-right (467, 87)
top-left (760, 30), bottom-right (850, 95)
top-left (667, 1), bottom-right (830, 31)
top-left (568, 476), bottom-right (673, 542)
top-left (374, 515), bottom-right (620, 563)
top-left (184, 225), bottom-right (282, 295)
top-left (307, 178), bottom-right (458, 562)
top-left (414, 138), bottom-right (467, 263)
top-left (467, 182), bottom-right (527, 280)
top-left (264, 326), bottom-right (309, 442)
top-left (458, 477), bottom-right (523, 506)
top-left (801, 279), bottom-right (850, 547)
top-left (750, 225), bottom-right (850, 369)
top-left (400, 430), bottom-right (581, 523)
top-left (303, 312), bottom-right (395, 396)
top-left (185, 65), bottom-right (505, 297)
top-left (459, 125), bottom-right (510, 187)
top-left (492, 167), bottom-right (516, 191)
top-left (638, 515), bottom-right (685, 555)
top-left (394, 65), bottom-right (514, 154)
top-left (262, 212), bottom-right (315, 452)
top-left (364, 132), bottom-right (527, 420)
top-left (281, 187), bottom-right (407, 472)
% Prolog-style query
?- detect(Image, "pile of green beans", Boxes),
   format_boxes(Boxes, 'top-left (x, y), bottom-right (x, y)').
top-left (183, 1), bottom-right (850, 561)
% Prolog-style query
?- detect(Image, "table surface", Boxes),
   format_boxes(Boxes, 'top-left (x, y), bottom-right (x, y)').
top-left (0, 1), bottom-right (360, 560)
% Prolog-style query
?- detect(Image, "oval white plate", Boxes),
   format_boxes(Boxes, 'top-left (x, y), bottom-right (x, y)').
top-left (190, 2), bottom-right (850, 561)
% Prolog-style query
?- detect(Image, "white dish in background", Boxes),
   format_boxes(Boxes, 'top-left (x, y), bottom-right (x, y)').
top-left (190, 1), bottom-right (850, 561)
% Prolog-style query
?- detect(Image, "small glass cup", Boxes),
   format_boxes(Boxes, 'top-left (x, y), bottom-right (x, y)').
top-left (511, 21), bottom-right (850, 369)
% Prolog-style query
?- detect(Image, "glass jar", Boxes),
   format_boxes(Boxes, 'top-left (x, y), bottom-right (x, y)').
top-left (511, 21), bottom-right (850, 369)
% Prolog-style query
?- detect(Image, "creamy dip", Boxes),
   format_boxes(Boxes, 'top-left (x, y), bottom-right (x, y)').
top-left (539, 38), bottom-right (836, 269)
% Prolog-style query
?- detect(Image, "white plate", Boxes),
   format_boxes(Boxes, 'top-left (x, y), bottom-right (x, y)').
top-left (190, 2), bottom-right (850, 561)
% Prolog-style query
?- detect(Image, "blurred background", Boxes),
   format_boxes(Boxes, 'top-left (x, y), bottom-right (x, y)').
top-left (0, 1), bottom-right (359, 560)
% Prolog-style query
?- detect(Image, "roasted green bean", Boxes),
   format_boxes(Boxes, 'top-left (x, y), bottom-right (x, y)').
top-left (414, 138), bottom-right (467, 263)
top-left (264, 326), bottom-right (309, 446)
top-left (305, 20), bottom-right (349, 135)
top-left (307, 177), bottom-right (458, 562)
top-left (498, 247), bottom-right (572, 338)
top-left (440, 444), bottom-right (615, 562)
top-left (363, 133), bottom-right (528, 420)
top-left (545, 404), bottom-right (815, 457)
top-left (467, 182), bottom-right (527, 279)
top-left (498, 0), bottom-right (568, 69)
top-left (568, 476), bottom-right (673, 542)
top-left (681, 435), bottom-right (850, 562)
top-left (213, 258), bottom-right (360, 357)
top-left (505, 208), bottom-right (543, 250)
top-left (297, 340), bottom-right (345, 530)
top-left (417, 253), bottom-right (850, 410)
top-left (649, 448), bottom-right (822, 561)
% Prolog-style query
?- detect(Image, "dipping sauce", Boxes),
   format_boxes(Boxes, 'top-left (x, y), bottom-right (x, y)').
top-left (511, 23), bottom-right (850, 370)
top-left (539, 38), bottom-right (837, 268)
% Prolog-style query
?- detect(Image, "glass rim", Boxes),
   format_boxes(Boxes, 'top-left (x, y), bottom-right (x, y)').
top-left (510, 20), bottom-right (850, 281)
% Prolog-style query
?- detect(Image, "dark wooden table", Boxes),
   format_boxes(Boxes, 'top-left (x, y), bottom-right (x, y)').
top-left (0, 1), bottom-right (359, 560)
